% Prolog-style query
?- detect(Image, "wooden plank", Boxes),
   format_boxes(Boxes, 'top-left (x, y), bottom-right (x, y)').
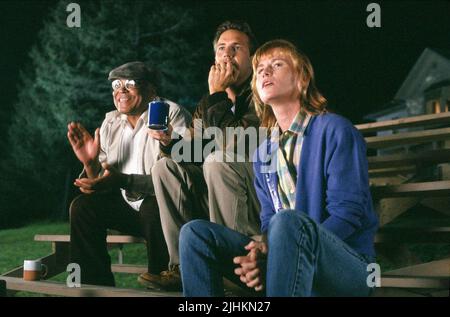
top-left (380, 276), bottom-right (449, 289)
top-left (34, 234), bottom-right (70, 242)
top-left (383, 258), bottom-right (450, 277)
top-left (429, 290), bottom-right (450, 297)
top-left (376, 244), bottom-right (422, 268)
top-left (371, 180), bottom-right (450, 198)
top-left (369, 166), bottom-right (416, 177)
top-left (374, 197), bottom-right (420, 227)
top-left (365, 127), bottom-right (450, 149)
top-left (4, 263), bottom-right (148, 278)
top-left (21, 238), bottom-right (147, 278)
top-left (371, 288), bottom-right (427, 297)
top-left (109, 236), bottom-right (144, 243)
top-left (111, 264), bottom-right (147, 274)
top-left (0, 276), bottom-right (181, 297)
top-left (34, 235), bottom-right (145, 244)
top-left (367, 148), bottom-right (450, 169)
top-left (375, 227), bottom-right (450, 243)
top-left (356, 112), bottom-right (450, 134)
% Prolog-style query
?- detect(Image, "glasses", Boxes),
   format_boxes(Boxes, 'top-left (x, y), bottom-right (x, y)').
top-left (111, 79), bottom-right (139, 91)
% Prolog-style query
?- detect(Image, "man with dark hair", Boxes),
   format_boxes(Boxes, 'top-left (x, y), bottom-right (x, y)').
top-left (140, 21), bottom-right (261, 291)
top-left (212, 20), bottom-right (258, 55)
top-left (67, 61), bottom-right (191, 286)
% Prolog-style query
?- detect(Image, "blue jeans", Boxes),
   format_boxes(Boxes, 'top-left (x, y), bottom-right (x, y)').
top-left (180, 211), bottom-right (374, 297)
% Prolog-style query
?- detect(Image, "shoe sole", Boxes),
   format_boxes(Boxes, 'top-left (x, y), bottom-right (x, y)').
top-left (137, 276), bottom-right (165, 291)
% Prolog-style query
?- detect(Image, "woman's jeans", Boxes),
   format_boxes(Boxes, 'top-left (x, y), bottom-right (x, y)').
top-left (180, 210), bottom-right (374, 296)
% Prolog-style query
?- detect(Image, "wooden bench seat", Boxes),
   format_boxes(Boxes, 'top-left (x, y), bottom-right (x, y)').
top-left (383, 258), bottom-right (450, 278)
top-left (365, 127), bottom-right (450, 149)
top-left (375, 226), bottom-right (450, 243)
top-left (356, 112), bottom-right (450, 134)
top-left (379, 258), bottom-right (450, 292)
top-left (0, 276), bottom-right (180, 297)
top-left (371, 180), bottom-right (450, 198)
top-left (34, 234), bottom-right (145, 244)
top-left (367, 148), bottom-right (450, 170)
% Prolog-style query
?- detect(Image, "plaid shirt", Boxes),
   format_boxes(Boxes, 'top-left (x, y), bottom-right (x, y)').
top-left (274, 111), bottom-right (311, 210)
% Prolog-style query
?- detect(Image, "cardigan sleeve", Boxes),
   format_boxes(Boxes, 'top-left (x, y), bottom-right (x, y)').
top-left (253, 161), bottom-right (277, 234)
top-left (322, 123), bottom-right (371, 240)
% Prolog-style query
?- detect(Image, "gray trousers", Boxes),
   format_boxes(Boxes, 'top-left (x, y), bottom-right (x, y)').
top-left (152, 153), bottom-right (261, 267)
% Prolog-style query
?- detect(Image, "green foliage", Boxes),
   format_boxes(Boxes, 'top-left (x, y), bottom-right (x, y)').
top-left (1, 0), bottom-right (207, 227)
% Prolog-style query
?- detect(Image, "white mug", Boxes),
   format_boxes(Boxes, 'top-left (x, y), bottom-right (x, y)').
top-left (23, 260), bottom-right (47, 281)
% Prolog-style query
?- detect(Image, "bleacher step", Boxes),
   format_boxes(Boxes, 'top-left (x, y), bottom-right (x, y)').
top-left (371, 180), bottom-right (450, 198)
top-left (0, 276), bottom-right (181, 297)
top-left (34, 234), bottom-right (145, 244)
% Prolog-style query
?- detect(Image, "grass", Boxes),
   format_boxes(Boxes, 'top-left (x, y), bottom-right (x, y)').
top-left (0, 221), bottom-right (148, 296)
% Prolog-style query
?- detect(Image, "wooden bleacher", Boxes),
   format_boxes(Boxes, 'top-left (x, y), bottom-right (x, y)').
top-left (0, 276), bottom-right (174, 297)
top-left (1, 112), bottom-right (449, 297)
top-left (356, 111), bottom-right (450, 297)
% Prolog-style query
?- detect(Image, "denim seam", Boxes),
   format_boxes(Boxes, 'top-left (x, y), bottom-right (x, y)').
top-left (189, 224), bottom-right (221, 296)
top-left (291, 222), bottom-right (310, 296)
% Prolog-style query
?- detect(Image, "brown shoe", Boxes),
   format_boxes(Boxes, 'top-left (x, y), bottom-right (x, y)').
top-left (138, 266), bottom-right (182, 292)
top-left (137, 272), bottom-right (164, 290)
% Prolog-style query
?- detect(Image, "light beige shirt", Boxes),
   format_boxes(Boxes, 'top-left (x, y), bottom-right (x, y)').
top-left (80, 98), bottom-right (192, 208)
top-left (118, 112), bottom-right (147, 210)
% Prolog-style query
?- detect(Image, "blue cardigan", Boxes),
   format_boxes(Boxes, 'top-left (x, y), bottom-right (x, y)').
top-left (253, 113), bottom-right (378, 257)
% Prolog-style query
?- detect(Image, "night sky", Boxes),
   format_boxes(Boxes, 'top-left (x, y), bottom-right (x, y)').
top-left (1, 0), bottom-right (450, 124)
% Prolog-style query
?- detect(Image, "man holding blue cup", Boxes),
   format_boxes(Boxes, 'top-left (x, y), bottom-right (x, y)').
top-left (140, 21), bottom-right (261, 291)
top-left (67, 61), bottom-right (191, 286)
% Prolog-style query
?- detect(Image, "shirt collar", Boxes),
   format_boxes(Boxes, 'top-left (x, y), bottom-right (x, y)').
top-left (270, 111), bottom-right (311, 143)
top-left (287, 110), bottom-right (311, 136)
top-left (120, 110), bottom-right (148, 129)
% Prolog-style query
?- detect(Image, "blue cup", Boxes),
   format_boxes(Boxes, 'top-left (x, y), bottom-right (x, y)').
top-left (148, 101), bottom-right (169, 131)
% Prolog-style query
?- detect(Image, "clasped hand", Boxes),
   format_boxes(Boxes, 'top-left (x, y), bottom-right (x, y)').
top-left (233, 240), bottom-right (268, 292)
top-left (74, 162), bottom-right (126, 194)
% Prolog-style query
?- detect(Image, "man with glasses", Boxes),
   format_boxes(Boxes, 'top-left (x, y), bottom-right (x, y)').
top-left (67, 61), bottom-right (191, 286)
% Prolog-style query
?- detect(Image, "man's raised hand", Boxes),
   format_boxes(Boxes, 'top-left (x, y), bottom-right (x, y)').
top-left (67, 122), bottom-right (100, 178)
top-left (208, 60), bottom-right (239, 94)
